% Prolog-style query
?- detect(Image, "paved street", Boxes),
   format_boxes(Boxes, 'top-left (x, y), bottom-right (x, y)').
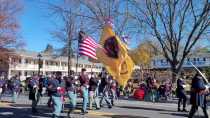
top-left (0, 95), bottom-right (209, 118)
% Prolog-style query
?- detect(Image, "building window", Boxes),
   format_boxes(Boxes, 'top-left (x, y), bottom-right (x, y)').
top-left (203, 58), bottom-right (206, 61)
top-left (153, 60), bottom-right (156, 65)
top-left (25, 59), bottom-right (28, 64)
top-left (187, 58), bottom-right (190, 61)
top-left (24, 72), bottom-right (27, 76)
top-left (193, 58), bottom-right (196, 61)
top-left (197, 58), bottom-right (199, 61)
top-left (19, 59), bottom-right (21, 63)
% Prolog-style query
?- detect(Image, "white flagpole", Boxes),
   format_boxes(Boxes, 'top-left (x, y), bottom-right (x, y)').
top-left (190, 62), bottom-right (209, 84)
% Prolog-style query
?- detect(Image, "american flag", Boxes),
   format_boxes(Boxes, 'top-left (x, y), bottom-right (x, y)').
top-left (79, 36), bottom-right (99, 60)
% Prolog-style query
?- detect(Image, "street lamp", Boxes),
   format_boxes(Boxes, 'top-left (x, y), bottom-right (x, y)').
top-left (37, 53), bottom-right (42, 76)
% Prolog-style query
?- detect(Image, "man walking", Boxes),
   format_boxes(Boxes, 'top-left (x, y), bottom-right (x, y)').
top-left (89, 73), bottom-right (100, 110)
top-left (79, 68), bottom-right (89, 115)
top-left (48, 72), bottom-right (63, 118)
top-left (65, 71), bottom-right (77, 117)
top-left (28, 75), bottom-right (40, 113)
top-left (188, 71), bottom-right (209, 118)
top-left (176, 72), bottom-right (187, 112)
top-left (99, 74), bottom-right (112, 109)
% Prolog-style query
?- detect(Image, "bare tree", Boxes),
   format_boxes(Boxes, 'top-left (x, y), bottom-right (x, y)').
top-left (130, 0), bottom-right (210, 82)
top-left (45, 0), bottom-right (139, 75)
top-left (0, 0), bottom-right (23, 65)
top-left (0, 0), bottom-right (23, 48)
top-left (46, 0), bottom-right (83, 75)
top-left (77, 0), bottom-right (140, 40)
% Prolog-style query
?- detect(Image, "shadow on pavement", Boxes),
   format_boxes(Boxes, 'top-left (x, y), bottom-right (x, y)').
top-left (118, 106), bottom-right (175, 112)
top-left (160, 112), bottom-right (208, 118)
top-left (0, 104), bottom-right (52, 118)
top-left (160, 112), bottom-right (188, 117)
top-left (102, 114), bottom-right (149, 118)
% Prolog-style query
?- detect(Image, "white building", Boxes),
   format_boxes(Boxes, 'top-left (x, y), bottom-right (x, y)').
top-left (1, 50), bottom-right (103, 80)
top-left (151, 52), bottom-right (210, 69)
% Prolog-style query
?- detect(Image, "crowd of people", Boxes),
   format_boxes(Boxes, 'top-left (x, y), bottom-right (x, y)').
top-left (132, 76), bottom-right (173, 102)
top-left (0, 67), bottom-right (119, 118)
top-left (0, 67), bottom-right (209, 118)
top-left (176, 70), bottom-right (210, 118)
top-left (0, 75), bottom-right (22, 103)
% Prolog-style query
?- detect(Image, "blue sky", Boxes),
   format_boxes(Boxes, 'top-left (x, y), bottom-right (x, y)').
top-left (20, 0), bottom-right (62, 52)
top-left (20, 0), bottom-right (140, 52)
top-left (20, 0), bottom-right (209, 52)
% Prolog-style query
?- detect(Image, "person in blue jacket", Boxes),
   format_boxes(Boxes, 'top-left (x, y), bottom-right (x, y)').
top-left (176, 72), bottom-right (187, 112)
top-left (188, 71), bottom-right (209, 118)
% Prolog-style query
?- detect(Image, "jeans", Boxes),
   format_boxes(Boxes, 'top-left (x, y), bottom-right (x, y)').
top-left (110, 89), bottom-right (117, 105)
top-left (67, 91), bottom-right (77, 111)
top-left (100, 90), bottom-right (111, 107)
top-left (12, 91), bottom-right (19, 103)
top-left (81, 87), bottom-right (89, 112)
top-left (89, 90), bottom-right (100, 109)
top-left (52, 96), bottom-right (62, 117)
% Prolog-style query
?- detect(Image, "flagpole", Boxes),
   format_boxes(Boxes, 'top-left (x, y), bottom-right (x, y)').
top-left (91, 62), bottom-right (94, 73)
top-left (76, 51), bottom-right (79, 75)
top-left (190, 62), bottom-right (209, 84)
top-left (76, 38), bottom-right (79, 75)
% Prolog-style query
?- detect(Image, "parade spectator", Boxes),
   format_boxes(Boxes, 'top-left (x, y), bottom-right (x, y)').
top-left (188, 71), bottom-right (209, 118)
top-left (157, 84), bottom-right (166, 100)
top-left (124, 80), bottom-right (134, 99)
top-left (89, 72), bottom-right (100, 110)
top-left (145, 77), bottom-right (158, 102)
top-left (79, 68), bottom-right (89, 115)
top-left (176, 72), bottom-right (187, 112)
top-left (11, 75), bottom-right (21, 103)
top-left (165, 80), bottom-right (172, 100)
top-left (28, 75), bottom-right (40, 113)
top-left (47, 76), bottom-right (53, 108)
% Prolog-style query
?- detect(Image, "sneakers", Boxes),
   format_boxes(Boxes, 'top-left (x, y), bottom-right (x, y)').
top-left (81, 110), bottom-right (88, 115)
top-left (52, 114), bottom-right (59, 118)
top-left (178, 108), bottom-right (181, 112)
top-left (95, 108), bottom-right (101, 110)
